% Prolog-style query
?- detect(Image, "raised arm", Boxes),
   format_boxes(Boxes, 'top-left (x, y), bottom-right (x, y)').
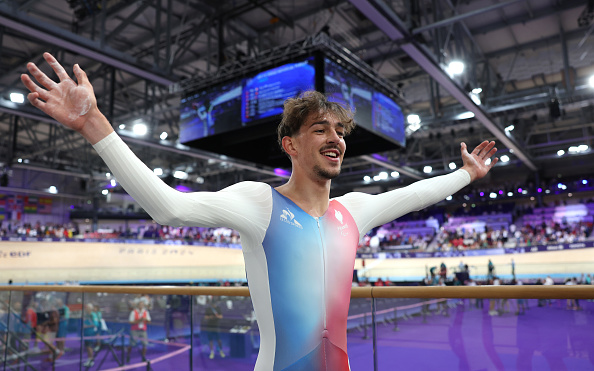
top-left (21, 52), bottom-right (113, 144)
top-left (21, 53), bottom-right (271, 237)
top-left (338, 141), bottom-right (498, 235)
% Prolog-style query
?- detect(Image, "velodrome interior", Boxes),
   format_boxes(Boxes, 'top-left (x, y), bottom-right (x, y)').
top-left (1, 1), bottom-right (594, 370)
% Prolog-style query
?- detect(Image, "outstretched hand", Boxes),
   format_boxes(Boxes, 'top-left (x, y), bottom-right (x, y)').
top-left (460, 141), bottom-right (498, 182)
top-left (21, 53), bottom-right (99, 131)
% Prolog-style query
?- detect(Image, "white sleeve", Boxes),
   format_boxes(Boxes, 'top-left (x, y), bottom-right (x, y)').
top-left (92, 132), bottom-right (271, 237)
top-left (336, 169), bottom-right (470, 236)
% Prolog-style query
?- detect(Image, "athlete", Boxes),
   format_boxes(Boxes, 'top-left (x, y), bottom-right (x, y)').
top-left (22, 53), bottom-right (498, 370)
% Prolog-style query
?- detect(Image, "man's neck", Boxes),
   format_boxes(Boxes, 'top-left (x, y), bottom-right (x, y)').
top-left (275, 175), bottom-right (331, 218)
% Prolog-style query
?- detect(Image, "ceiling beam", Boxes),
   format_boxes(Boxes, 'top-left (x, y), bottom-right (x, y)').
top-left (0, 3), bottom-right (176, 86)
top-left (349, 0), bottom-right (538, 172)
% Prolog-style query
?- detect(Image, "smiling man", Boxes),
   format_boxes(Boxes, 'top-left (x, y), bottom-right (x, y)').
top-left (22, 53), bottom-right (498, 371)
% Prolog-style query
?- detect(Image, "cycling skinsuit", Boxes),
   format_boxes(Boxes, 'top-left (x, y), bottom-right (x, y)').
top-left (94, 132), bottom-right (470, 370)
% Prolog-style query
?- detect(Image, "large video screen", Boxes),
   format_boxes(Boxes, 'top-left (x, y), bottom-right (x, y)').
top-left (324, 58), bottom-right (405, 147)
top-left (179, 81), bottom-right (243, 143)
top-left (179, 58), bottom-right (315, 144)
top-left (372, 92), bottom-right (405, 146)
top-left (325, 58), bottom-right (373, 130)
top-left (242, 58), bottom-right (315, 124)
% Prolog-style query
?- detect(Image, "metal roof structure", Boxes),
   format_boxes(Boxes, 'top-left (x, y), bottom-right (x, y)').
top-left (1, 0), bottom-right (593, 205)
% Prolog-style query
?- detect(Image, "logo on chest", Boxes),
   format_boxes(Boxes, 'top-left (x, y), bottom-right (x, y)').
top-left (280, 207), bottom-right (303, 229)
top-left (335, 209), bottom-right (350, 236)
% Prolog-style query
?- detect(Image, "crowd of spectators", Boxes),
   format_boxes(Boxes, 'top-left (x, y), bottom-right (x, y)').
top-left (432, 219), bottom-right (593, 252)
top-left (0, 221), bottom-right (80, 239)
top-left (3, 201), bottom-right (594, 254)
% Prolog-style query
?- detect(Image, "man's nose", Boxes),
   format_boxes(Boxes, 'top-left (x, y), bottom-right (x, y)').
top-left (327, 129), bottom-right (340, 143)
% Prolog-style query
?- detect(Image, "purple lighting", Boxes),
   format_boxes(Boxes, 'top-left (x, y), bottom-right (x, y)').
top-left (274, 168), bottom-right (291, 177)
top-left (479, 192), bottom-right (484, 197)
top-left (537, 188), bottom-right (542, 193)
top-left (175, 184), bottom-right (192, 192)
top-left (517, 188), bottom-right (522, 193)
top-left (498, 190), bottom-right (503, 195)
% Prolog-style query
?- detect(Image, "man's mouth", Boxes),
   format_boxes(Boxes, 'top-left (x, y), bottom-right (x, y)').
top-left (321, 150), bottom-right (339, 158)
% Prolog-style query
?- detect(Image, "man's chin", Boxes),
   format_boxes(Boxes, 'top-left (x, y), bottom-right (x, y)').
top-left (315, 165), bottom-right (341, 180)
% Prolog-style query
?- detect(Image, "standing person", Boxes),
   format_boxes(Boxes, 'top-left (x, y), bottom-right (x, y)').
top-left (22, 53), bottom-right (498, 371)
top-left (487, 259), bottom-right (495, 280)
top-left (128, 300), bottom-right (151, 363)
top-left (82, 303), bottom-right (97, 367)
top-left (55, 299), bottom-right (69, 357)
top-left (201, 296), bottom-right (226, 359)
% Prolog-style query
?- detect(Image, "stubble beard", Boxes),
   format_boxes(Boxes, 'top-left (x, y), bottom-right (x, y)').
top-left (314, 164), bottom-right (341, 180)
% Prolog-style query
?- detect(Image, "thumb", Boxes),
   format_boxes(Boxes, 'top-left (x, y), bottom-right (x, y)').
top-left (460, 142), bottom-right (468, 154)
top-left (73, 64), bottom-right (89, 86)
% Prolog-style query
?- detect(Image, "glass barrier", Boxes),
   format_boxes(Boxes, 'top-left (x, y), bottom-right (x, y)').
top-left (371, 296), bottom-right (594, 370)
top-left (2, 287), bottom-right (594, 370)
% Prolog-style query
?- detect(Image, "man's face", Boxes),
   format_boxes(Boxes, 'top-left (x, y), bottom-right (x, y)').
top-left (292, 112), bottom-right (346, 180)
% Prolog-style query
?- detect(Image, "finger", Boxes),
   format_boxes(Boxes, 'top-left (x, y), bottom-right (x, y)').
top-left (471, 140), bottom-right (489, 156)
top-left (479, 142), bottom-right (495, 159)
top-left (43, 52), bottom-right (71, 83)
top-left (485, 147), bottom-right (498, 160)
top-left (27, 62), bottom-right (58, 90)
top-left (27, 92), bottom-right (47, 111)
top-left (73, 64), bottom-right (89, 86)
top-left (21, 74), bottom-right (52, 101)
top-left (488, 157), bottom-right (499, 169)
top-left (460, 142), bottom-right (468, 154)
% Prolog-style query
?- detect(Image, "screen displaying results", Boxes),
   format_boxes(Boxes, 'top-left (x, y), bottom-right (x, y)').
top-left (242, 60), bottom-right (315, 123)
top-left (324, 58), bottom-right (405, 147)
top-left (179, 58), bottom-right (315, 144)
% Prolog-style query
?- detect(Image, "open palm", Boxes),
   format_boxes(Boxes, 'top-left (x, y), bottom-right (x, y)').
top-left (461, 141), bottom-right (498, 182)
top-left (21, 52), bottom-right (97, 132)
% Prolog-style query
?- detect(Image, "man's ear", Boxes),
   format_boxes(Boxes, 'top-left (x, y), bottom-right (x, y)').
top-left (282, 136), bottom-right (298, 157)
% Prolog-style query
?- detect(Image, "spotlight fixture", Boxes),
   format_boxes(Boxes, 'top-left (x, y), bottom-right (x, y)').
top-left (9, 92), bottom-right (25, 104)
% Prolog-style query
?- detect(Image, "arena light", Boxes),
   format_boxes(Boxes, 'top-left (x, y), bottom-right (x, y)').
top-left (479, 192), bottom-right (484, 197)
top-left (456, 111), bottom-right (475, 120)
top-left (498, 190), bottom-right (504, 195)
top-left (133, 123), bottom-right (148, 136)
top-left (423, 166), bottom-right (432, 174)
top-left (518, 188), bottom-right (523, 193)
top-left (589, 75), bottom-right (594, 88)
top-left (110, 179), bottom-right (116, 187)
top-left (379, 171), bottom-right (388, 180)
top-left (390, 171), bottom-right (400, 178)
top-left (373, 175), bottom-right (381, 181)
top-left (48, 186), bottom-right (58, 194)
top-left (10, 92), bottom-right (25, 104)
top-left (119, 124), bottom-right (126, 130)
top-left (507, 192), bottom-right (513, 197)
top-left (101, 189), bottom-right (109, 195)
top-left (489, 192), bottom-right (497, 199)
top-left (446, 60), bottom-right (465, 76)
top-left (160, 131), bottom-right (168, 140)
top-left (106, 172), bottom-right (111, 178)
top-left (153, 168), bottom-right (163, 176)
top-left (504, 125), bottom-right (514, 133)
top-left (406, 114), bottom-right (421, 133)
top-left (537, 188), bottom-right (543, 193)
top-left (446, 195), bottom-right (453, 201)
top-left (173, 170), bottom-right (188, 180)
top-left (500, 155), bottom-right (510, 163)
top-left (448, 162), bottom-right (457, 170)
top-left (407, 114), bottom-right (420, 125)
top-left (557, 149), bottom-right (565, 156)
top-left (363, 175), bottom-right (371, 182)
top-left (469, 91), bottom-right (481, 105)
top-left (583, 179), bottom-right (588, 185)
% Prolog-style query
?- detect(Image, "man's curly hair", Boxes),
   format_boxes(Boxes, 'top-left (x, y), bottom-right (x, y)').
top-left (277, 91), bottom-right (355, 154)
